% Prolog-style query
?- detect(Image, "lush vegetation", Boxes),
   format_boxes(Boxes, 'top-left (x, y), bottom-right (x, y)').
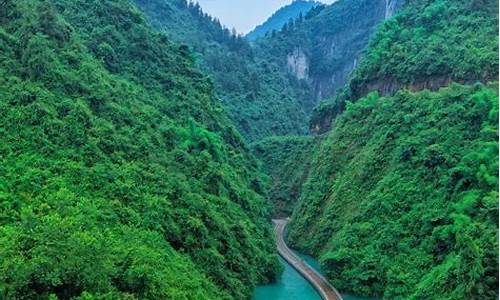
top-left (255, 0), bottom-right (390, 103)
top-left (348, 0), bottom-right (499, 98)
top-left (245, 1), bottom-right (319, 41)
top-left (287, 0), bottom-right (499, 299)
top-left (297, 0), bottom-right (499, 134)
top-left (251, 136), bottom-right (319, 217)
top-left (1, 0), bottom-right (498, 299)
top-left (0, 0), bottom-right (280, 299)
top-left (134, 0), bottom-right (311, 141)
top-left (288, 84), bottom-right (498, 299)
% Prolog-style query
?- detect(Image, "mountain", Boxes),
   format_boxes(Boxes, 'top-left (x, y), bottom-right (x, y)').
top-left (286, 0), bottom-right (499, 298)
top-left (310, 0), bottom-right (499, 134)
top-left (251, 136), bottom-right (320, 216)
top-left (132, 0), bottom-right (410, 221)
top-left (134, 0), bottom-right (312, 142)
top-left (133, 0), bottom-right (403, 140)
top-left (246, 0), bottom-right (320, 41)
top-left (0, 0), bottom-right (280, 298)
top-left (256, 0), bottom-right (406, 106)
top-left (250, 0), bottom-right (407, 214)
top-left (1, 0), bottom-right (498, 299)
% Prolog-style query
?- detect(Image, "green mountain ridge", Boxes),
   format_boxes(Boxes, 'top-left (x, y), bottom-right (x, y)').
top-left (246, 0), bottom-right (320, 41)
top-left (287, 0), bottom-right (499, 298)
top-left (255, 0), bottom-right (404, 105)
top-left (311, 0), bottom-right (498, 133)
top-left (133, 0), bottom-right (312, 142)
top-left (0, 0), bottom-right (498, 299)
top-left (0, 0), bottom-right (279, 299)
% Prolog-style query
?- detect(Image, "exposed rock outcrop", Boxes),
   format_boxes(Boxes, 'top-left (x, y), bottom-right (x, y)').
top-left (287, 48), bottom-right (309, 80)
top-left (352, 74), bottom-right (494, 100)
top-left (385, 0), bottom-right (404, 19)
top-left (279, 0), bottom-right (405, 105)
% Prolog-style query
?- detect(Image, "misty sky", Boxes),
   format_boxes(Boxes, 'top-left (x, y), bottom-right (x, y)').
top-left (195, 0), bottom-right (336, 34)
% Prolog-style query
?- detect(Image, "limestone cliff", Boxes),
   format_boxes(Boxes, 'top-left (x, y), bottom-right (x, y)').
top-left (385, 0), bottom-right (404, 19)
top-left (262, 0), bottom-right (405, 107)
top-left (287, 48), bottom-right (309, 81)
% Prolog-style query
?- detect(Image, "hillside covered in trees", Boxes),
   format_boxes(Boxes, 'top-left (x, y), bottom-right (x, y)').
top-left (251, 136), bottom-right (319, 217)
top-left (245, 0), bottom-right (320, 41)
top-left (287, 0), bottom-right (499, 298)
top-left (254, 0), bottom-right (404, 104)
top-left (133, 0), bottom-right (404, 142)
top-left (133, 0), bottom-right (312, 142)
top-left (0, 0), bottom-right (498, 299)
top-left (0, 0), bottom-right (280, 299)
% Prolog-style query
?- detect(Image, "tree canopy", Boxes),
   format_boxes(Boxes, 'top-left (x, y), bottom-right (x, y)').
top-left (0, 0), bottom-right (280, 299)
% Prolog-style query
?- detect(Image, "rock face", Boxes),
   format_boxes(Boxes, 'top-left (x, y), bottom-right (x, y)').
top-left (385, 0), bottom-right (403, 19)
top-left (287, 48), bottom-right (309, 80)
top-left (361, 76), bottom-right (456, 98)
top-left (279, 0), bottom-right (405, 104)
top-left (310, 75), bottom-right (463, 136)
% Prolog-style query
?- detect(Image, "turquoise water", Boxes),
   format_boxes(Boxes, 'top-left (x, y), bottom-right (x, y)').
top-left (253, 252), bottom-right (378, 300)
top-left (252, 256), bottom-right (321, 300)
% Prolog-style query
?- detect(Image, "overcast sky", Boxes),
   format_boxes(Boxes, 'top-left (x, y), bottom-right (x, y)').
top-left (195, 0), bottom-right (336, 34)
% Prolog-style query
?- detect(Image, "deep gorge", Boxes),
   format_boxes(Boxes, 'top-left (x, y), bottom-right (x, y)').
top-left (0, 0), bottom-right (498, 299)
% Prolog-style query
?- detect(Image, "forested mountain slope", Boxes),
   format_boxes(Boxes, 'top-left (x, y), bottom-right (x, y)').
top-left (256, 0), bottom-right (405, 105)
top-left (287, 0), bottom-right (499, 298)
top-left (0, 0), bottom-right (280, 299)
top-left (134, 0), bottom-right (311, 141)
top-left (246, 0), bottom-right (320, 41)
top-left (312, 0), bottom-right (499, 133)
top-left (348, 0), bottom-right (498, 99)
top-left (251, 136), bottom-right (320, 217)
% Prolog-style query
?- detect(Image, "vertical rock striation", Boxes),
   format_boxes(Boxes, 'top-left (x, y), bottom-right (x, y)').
top-left (287, 48), bottom-right (310, 81)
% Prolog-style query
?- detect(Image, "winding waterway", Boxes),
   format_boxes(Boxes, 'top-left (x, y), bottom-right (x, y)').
top-left (253, 251), bottom-right (378, 300)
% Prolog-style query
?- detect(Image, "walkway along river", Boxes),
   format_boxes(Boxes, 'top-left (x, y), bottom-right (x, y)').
top-left (253, 220), bottom-right (379, 300)
top-left (272, 219), bottom-right (343, 300)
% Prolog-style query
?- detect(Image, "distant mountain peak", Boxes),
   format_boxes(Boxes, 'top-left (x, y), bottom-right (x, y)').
top-left (246, 0), bottom-right (320, 41)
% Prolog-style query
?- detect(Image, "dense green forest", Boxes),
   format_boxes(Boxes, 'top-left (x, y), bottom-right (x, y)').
top-left (314, 0), bottom-right (499, 128)
top-left (0, 0), bottom-right (280, 299)
top-left (0, 0), bottom-right (498, 299)
top-left (289, 84), bottom-right (499, 299)
top-left (251, 136), bottom-right (319, 217)
top-left (287, 0), bottom-right (499, 299)
top-left (134, 0), bottom-right (312, 141)
top-left (245, 0), bottom-right (320, 41)
top-left (348, 0), bottom-right (498, 99)
top-left (254, 0), bottom-right (394, 103)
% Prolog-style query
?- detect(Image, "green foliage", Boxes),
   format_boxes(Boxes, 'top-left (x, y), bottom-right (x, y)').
top-left (348, 0), bottom-right (499, 98)
top-left (0, 0), bottom-right (279, 299)
top-left (288, 84), bottom-right (499, 299)
top-left (255, 0), bottom-right (390, 102)
top-left (286, 1), bottom-right (499, 299)
top-left (251, 136), bottom-right (320, 216)
top-left (245, 1), bottom-right (320, 41)
top-left (133, 0), bottom-right (310, 141)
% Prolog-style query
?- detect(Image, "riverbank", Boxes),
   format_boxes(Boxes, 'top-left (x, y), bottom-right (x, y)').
top-left (254, 252), bottom-right (379, 300)
top-left (253, 221), bottom-right (378, 300)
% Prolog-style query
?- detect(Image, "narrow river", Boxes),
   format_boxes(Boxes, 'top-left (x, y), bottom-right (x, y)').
top-left (253, 251), bottom-right (378, 300)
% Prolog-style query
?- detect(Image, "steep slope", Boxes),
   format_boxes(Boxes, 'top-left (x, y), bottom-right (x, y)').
top-left (134, 0), bottom-right (311, 141)
top-left (287, 0), bottom-right (499, 299)
top-left (0, 0), bottom-right (279, 299)
top-left (246, 0), bottom-right (320, 41)
top-left (251, 136), bottom-right (320, 217)
top-left (348, 0), bottom-right (498, 99)
top-left (312, 0), bottom-right (499, 133)
top-left (256, 0), bottom-right (405, 105)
